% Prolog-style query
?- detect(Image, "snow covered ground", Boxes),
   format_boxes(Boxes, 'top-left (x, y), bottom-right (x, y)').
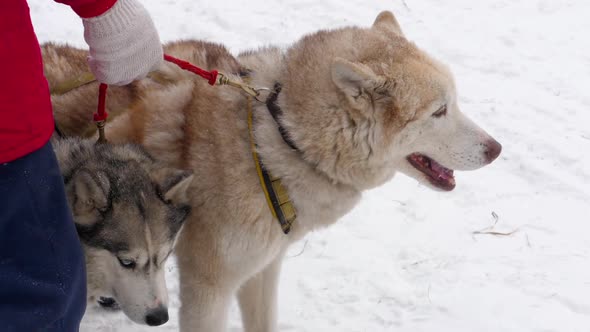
top-left (29, 0), bottom-right (590, 331)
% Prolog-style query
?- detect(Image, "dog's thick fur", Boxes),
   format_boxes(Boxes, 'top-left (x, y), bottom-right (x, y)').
top-left (52, 138), bottom-right (193, 326)
top-left (45, 11), bottom-right (501, 331)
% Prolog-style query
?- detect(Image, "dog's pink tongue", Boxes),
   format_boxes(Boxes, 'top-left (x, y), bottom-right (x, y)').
top-left (431, 161), bottom-right (454, 179)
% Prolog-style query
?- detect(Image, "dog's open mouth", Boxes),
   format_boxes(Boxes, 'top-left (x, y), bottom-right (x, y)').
top-left (407, 153), bottom-right (455, 191)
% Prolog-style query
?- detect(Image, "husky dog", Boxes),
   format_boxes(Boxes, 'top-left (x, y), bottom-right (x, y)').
top-left (52, 138), bottom-right (193, 326)
top-left (45, 11), bottom-right (501, 331)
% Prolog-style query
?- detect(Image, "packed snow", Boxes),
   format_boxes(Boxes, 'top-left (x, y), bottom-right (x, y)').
top-left (29, 0), bottom-right (590, 331)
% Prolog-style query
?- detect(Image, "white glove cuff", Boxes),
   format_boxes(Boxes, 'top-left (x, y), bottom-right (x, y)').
top-left (82, 0), bottom-right (163, 85)
top-left (83, 0), bottom-right (145, 39)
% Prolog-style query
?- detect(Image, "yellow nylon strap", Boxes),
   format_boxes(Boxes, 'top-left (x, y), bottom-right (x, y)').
top-left (49, 70), bottom-right (180, 96)
top-left (49, 72), bottom-right (97, 95)
top-left (247, 95), bottom-right (296, 234)
top-left (270, 176), bottom-right (296, 233)
top-left (248, 96), bottom-right (279, 220)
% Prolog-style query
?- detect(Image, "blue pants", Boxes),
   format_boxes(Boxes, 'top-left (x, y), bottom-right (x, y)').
top-left (0, 142), bottom-right (86, 331)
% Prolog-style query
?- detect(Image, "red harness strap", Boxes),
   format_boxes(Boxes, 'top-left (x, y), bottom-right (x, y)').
top-left (163, 54), bottom-right (218, 86)
top-left (93, 83), bottom-right (108, 122)
top-left (92, 54), bottom-right (219, 142)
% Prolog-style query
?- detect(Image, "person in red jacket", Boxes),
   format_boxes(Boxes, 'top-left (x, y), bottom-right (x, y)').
top-left (0, 0), bottom-right (162, 330)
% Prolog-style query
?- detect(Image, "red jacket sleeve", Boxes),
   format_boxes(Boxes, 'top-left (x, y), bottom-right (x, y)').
top-left (54, 0), bottom-right (118, 18)
top-left (0, 0), bottom-right (55, 163)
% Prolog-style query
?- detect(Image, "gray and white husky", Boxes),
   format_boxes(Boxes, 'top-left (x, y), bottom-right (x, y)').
top-left (53, 138), bottom-right (193, 326)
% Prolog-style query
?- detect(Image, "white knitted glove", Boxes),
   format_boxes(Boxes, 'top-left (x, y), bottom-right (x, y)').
top-left (82, 0), bottom-right (163, 85)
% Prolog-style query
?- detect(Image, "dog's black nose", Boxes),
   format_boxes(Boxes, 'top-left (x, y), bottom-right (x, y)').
top-left (484, 139), bottom-right (502, 163)
top-left (145, 306), bottom-right (169, 326)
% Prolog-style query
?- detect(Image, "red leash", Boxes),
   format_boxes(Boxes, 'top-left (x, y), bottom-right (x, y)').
top-left (93, 54), bottom-right (221, 143)
top-left (94, 83), bottom-right (108, 122)
top-left (163, 54), bottom-right (218, 86)
top-left (94, 83), bottom-right (108, 143)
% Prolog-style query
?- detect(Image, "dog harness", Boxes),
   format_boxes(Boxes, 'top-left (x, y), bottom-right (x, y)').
top-left (52, 57), bottom-right (298, 234)
top-left (247, 84), bottom-right (297, 234)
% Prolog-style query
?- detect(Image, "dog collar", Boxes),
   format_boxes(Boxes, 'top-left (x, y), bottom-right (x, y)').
top-left (247, 94), bottom-right (297, 234)
top-left (265, 83), bottom-right (299, 152)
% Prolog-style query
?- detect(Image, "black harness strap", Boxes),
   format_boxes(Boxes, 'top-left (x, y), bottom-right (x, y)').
top-left (265, 83), bottom-right (299, 151)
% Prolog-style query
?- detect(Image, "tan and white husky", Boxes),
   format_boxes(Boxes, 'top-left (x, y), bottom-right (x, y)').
top-left (45, 10), bottom-right (501, 331)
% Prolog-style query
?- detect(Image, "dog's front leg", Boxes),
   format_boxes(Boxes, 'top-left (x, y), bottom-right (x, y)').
top-left (178, 278), bottom-right (234, 332)
top-left (238, 253), bottom-right (284, 332)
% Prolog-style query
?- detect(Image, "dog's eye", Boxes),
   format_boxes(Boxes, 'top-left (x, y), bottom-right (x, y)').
top-left (432, 105), bottom-right (447, 118)
top-left (117, 257), bottom-right (136, 269)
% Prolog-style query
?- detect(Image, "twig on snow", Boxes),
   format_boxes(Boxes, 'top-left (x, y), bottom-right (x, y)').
top-left (288, 240), bottom-right (309, 258)
top-left (472, 211), bottom-right (519, 237)
top-left (401, 0), bottom-right (410, 11)
top-left (472, 229), bottom-right (519, 237)
top-left (391, 199), bottom-right (407, 206)
top-left (491, 211), bottom-right (499, 226)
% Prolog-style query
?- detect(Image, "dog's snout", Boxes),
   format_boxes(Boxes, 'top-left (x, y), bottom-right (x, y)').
top-left (484, 139), bottom-right (502, 163)
top-left (145, 306), bottom-right (169, 326)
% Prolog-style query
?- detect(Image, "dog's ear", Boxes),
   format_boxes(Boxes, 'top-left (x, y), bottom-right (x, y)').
top-left (151, 167), bottom-right (193, 238)
top-left (67, 169), bottom-right (110, 226)
top-left (332, 58), bottom-right (385, 107)
top-left (150, 167), bottom-right (193, 205)
top-left (372, 11), bottom-right (404, 36)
